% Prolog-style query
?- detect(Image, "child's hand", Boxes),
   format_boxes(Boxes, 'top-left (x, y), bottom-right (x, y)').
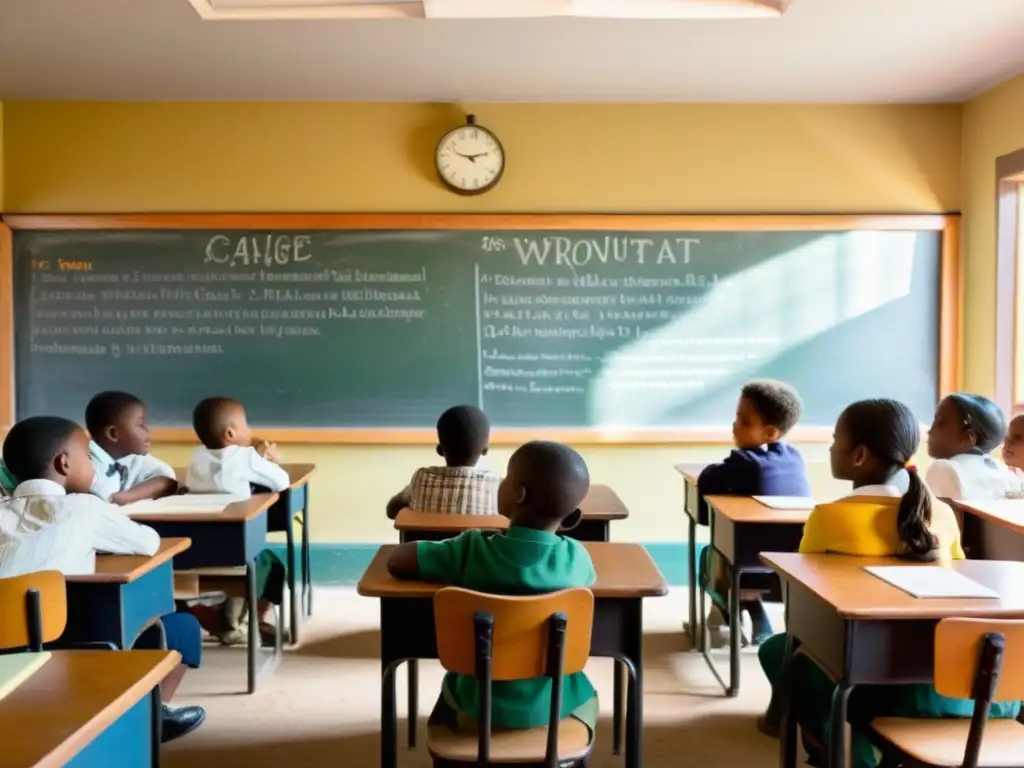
top-left (254, 438), bottom-right (282, 463)
top-left (109, 491), bottom-right (128, 506)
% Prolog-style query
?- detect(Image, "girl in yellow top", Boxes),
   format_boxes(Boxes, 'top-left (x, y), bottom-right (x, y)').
top-left (758, 399), bottom-right (1018, 768)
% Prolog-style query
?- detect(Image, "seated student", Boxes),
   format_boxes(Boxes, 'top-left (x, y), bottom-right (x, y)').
top-left (697, 380), bottom-right (811, 643)
top-left (386, 405), bottom-right (500, 519)
top-left (757, 399), bottom-right (1019, 768)
top-left (186, 397), bottom-right (288, 645)
top-left (925, 392), bottom-right (1024, 499)
top-left (387, 440), bottom-right (598, 739)
top-left (85, 391), bottom-right (179, 504)
top-left (1002, 413), bottom-right (1024, 484)
top-left (0, 416), bottom-right (206, 742)
top-left (0, 460), bottom-right (13, 496)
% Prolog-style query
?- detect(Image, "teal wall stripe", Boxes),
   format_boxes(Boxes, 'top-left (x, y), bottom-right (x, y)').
top-left (268, 542), bottom-right (706, 587)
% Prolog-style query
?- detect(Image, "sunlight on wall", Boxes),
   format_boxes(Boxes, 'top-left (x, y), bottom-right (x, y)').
top-left (591, 231), bottom-right (917, 425)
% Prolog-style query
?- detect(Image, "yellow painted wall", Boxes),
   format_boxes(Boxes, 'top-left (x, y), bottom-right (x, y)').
top-left (0, 101), bottom-right (5, 211)
top-left (2, 101), bottom-right (964, 542)
top-left (961, 75), bottom-right (1024, 395)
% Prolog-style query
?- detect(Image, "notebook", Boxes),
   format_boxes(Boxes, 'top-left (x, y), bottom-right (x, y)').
top-left (0, 652), bottom-right (51, 702)
top-left (123, 494), bottom-right (247, 516)
top-left (864, 566), bottom-right (1000, 599)
top-left (753, 496), bottom-right (816, 510)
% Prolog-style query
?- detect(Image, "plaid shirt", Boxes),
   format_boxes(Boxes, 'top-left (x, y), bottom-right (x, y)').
top-left (402, 466), bottom-right (501, 516)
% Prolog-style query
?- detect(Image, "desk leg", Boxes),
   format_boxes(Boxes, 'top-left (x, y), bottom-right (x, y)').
top-left (728, 564), bottom-right (741, 697)
top-left (301, 504), bottom-right (313, 617)
top-left (286, 522), bottom-right (299, 646)
top-left (407, 659), bottom-right (418, 747)
top-left (624, 599), bottom-right (645, 768)
top-left (151, 687), bottom-right (162, 768)
top-left (828, 683), bottom-right (853, 768)
top-left (612, 660), bottom-right (623, 754)
top-left (247, 561), bottom-right (258, 695)
top-left (688, 516), bottom-right (699, 650)
top-left (382, 660), bottom-right (400, 768)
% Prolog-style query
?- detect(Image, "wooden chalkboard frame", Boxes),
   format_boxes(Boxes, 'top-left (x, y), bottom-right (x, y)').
top-left (0, 213), bottom-right (960, 444)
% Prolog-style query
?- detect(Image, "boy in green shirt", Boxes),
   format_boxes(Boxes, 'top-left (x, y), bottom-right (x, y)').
top-left (387, 440), bottom-right (599, 736)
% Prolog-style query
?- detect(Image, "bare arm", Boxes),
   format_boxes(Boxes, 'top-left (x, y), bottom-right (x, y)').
top-left (387, 543), bottom-right (420, 579)
top-left (111, 477), bottom-right (179, 505)
top-left (386, 493), bottom-right (410, 520)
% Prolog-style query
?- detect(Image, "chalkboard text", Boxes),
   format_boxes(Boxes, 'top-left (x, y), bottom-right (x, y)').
top-left (205, 234), bottom-right (314, 267)
top-left (512, 236), bottom-right (699, 268)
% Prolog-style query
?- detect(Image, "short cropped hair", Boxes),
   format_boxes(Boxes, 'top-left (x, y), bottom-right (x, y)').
top-left (85, 391), bottom-right (144, 437)
top-left (192, 397), bottom-right (241, 449)
top-left (2, 416), bottom-right (81, 483)
top-left (741, 380), bottom-right (803, 436)
top-left (437, 405), bottom-right (490, 465)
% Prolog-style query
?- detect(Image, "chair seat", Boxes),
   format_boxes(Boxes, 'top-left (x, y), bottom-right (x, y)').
top-left (871, 717), bottom-right (1024, 767)
top-left (427, 717), bottom-right (592, 764)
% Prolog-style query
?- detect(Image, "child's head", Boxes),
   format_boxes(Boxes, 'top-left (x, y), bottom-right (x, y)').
top-left (85, 391), bottom-right (151, 459)
top-left (498, 441), bottom-right (590, 532)
top-left (2, 416), bottom-right (96, 493)
top-left (927, 393), bottom-right (1006, 460)
top-left (435, 405), bottom-right (490, 467)
top-left (1003, 414), bottom-right (1024, 471)
top-left (732, 380), bottom-right (803, 449)
top-left (830, 399), bottom-right (938, 561)
top-left (192, 397), bottom-right (252, 450)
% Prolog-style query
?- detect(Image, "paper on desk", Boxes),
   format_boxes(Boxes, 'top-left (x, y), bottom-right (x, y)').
top-left (123, 494), bottom-right (247, 516)
top-left (864, 566), bottom-right (999, 599)
top-left (753, 496), bottom-right (816, 510)
top-left (0, 652), bottom-right (50, 702)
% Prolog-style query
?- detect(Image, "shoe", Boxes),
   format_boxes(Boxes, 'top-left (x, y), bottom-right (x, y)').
top-left (161, 704), bottom-right (206, 743)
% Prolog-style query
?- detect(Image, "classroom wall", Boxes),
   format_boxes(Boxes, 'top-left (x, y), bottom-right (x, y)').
top-left (961, 75), bottom-right (1024, 396)
top-left (1, 101), bottom-right (963, 544)
top-left (0, 101), bottom-right (5, 211)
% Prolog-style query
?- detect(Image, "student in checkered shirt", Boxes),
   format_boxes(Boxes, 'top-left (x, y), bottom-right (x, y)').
top-left (387, 405), bottom-right (500, 518)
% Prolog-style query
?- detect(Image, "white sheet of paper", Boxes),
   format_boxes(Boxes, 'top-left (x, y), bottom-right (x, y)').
top-left (0, 652), bottom-right (50, 702)
top-left (753, 496), bottom-right (816, 510)
top-left (864, 566), bottom-right (1000, 599)
top-left (122, 494), bottom-right (246, 516)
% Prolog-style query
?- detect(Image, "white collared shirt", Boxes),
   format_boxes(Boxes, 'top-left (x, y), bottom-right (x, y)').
top-left (925, 453), bottom-right (1024, 501)
top-left (0, 479), bottom-right (161, 578)
top-left (186, 445), bottom-right (290, 497)
top-left (89, 441), bottom-right (176, 502)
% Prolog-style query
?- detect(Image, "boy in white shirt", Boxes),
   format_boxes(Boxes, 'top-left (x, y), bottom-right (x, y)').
top-left (925, 393), bottom-right (1024, 500)
top-left (186, 397), bottom-right (288, 644)
top-left (0, 415), bottom-right (205, 742)
top-left (85, 391), bottom-right (179, 504)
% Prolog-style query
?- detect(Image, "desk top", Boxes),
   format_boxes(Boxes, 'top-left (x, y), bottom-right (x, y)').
top-left (68, 538), bottom-right (192, 585)
top-left (674, 463), bottom-right (707, 484)
top-left (127, 493), bottom-right (277, 524)
top-left (706, 495), bottom-right (813, 525)
top-left (952, 499), bottom-right (1024, 535)
top-left (761, 552), bottom-right (1024, 619)
top-left (284, 462), bottom-right (317, 489)
top-left (357, 542), bottom-right (668, 600)
top-left (0, 650), bottom-right (179, 768)
top-left (579, 484), bottom-right (629, 521)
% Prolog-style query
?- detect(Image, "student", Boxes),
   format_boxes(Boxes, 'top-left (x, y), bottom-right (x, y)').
top-left (925, 393), bottom-right (1023, 499)
top-left (386, 405), bottom-right (500, 519)
top-left (387, 440), bottom-right (598, 738)
top-left (85, 390), bottom-right (179, 504)
top-left (1002, 413), bottom-right (1024, 480)
top-left (758, 399), bottom-right (1019, 768)
top-left (186, 397), bottom-right (288, 644)
top-left (697, 380), bottom-right (811, 643)
top-left (0, 460), bottom-right (13, 496)
top-left (0, 416), bottom-right (206, 742)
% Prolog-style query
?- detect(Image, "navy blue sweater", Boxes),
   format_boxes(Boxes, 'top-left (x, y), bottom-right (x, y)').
top-left (697, 442), bottom-right (811, 501)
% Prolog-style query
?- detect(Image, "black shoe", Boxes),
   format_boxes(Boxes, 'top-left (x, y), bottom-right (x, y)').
top-left (161, 704), bottom-right (206, 743)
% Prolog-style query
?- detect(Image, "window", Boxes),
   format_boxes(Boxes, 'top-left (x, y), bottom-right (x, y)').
top-left (995, 150), bottom-right (1024, 414)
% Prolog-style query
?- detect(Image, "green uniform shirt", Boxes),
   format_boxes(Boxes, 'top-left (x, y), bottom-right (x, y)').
top-left (417, 525), bottom-right (597, 729)
top-left (0, 461), bottom-right (15, 496)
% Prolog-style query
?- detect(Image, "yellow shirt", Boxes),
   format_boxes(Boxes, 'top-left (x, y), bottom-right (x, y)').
top-left (799, 489), bottom-right (965, 562)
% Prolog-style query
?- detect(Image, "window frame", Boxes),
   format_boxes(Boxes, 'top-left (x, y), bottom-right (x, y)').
top-left (995, 151), bottom-right (1024, 415)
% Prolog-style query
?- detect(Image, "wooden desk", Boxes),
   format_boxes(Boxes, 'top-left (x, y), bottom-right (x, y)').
top-left (130, 494), bottom-right (279, 694)
top-left (674, 463), bottom-right (707, 648)
top-left (358, 542), bottom-right (667, 768)
top-left (0, 650), bottom-right (179, 768)
top-left (394, 484), bottom-right (628, 544)
top-left (62, 538), bottom-right (190, 652)
top-left (760, 552), bottom-right (1024, 768)
top-left (702, 496), bottom-right (809, 697)
top-left (953, 499), bottom-right (1024, 560)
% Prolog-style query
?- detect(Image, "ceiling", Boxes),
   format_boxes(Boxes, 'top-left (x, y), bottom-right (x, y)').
top-left (0, 0), bottom-right (1023, 102)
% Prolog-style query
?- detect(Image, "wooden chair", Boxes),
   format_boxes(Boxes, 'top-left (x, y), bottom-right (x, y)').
top-left (869, 618), bottom-right (1024, 768)
top-left (0, 570), bottom-right (68, 651)
top-left (416, 587), bottom-right (619, 767)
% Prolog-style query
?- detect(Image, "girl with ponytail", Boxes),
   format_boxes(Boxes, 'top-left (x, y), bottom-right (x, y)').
top-left (757, 400), bottom-right (1020, 768)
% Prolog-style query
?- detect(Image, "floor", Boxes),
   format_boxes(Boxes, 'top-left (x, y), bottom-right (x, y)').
top-left (165, 588), bottom-right (784, 767)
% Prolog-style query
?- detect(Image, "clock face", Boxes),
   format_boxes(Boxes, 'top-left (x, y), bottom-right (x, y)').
top-left (435, 124), bottom-right (505, 194)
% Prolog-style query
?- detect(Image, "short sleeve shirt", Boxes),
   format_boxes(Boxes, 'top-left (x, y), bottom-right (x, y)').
top-left (417, 526), bottom-right (597, 728)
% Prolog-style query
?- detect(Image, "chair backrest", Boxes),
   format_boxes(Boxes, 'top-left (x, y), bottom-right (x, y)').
top-left (435, 587), bottom-right (594, 680)
top-left (935, 618), bottom-right (1024, 702)
top-left (0, 570), bottom-right (67, 651)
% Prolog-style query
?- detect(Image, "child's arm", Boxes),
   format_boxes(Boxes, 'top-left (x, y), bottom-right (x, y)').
top-left (244, 449), bottom-right (291, 492)
top-left (697, 451), bottom-right (748, 495)
top-left (110, 476), bottom-right (178, 505)
top-left (386, 488), bottom-right (412, 520)
top-left (924, 461), bottom-right (964, 501)
top-left (387, 531), bottom-right (474, 582)
top-left (89, 498), bottom-right (161, 556)
top-left (387, 543), bottom-right (420, 579)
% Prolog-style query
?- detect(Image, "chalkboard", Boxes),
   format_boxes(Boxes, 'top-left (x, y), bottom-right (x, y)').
top-left (6, 215), bottom-right (957, 440)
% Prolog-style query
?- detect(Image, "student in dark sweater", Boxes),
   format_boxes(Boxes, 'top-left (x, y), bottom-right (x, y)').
top-left (698, 379), bottom-right (811, 642)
